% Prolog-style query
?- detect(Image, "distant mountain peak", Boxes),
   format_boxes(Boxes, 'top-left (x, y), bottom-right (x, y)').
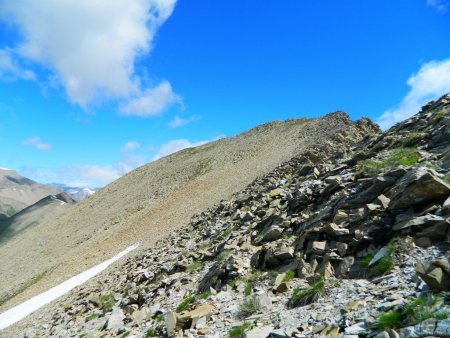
top-left (50, 183), bottom-right (97, 201)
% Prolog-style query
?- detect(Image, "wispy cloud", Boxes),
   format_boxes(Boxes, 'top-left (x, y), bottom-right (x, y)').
top-left (169, 115), bottom-right (201, 128)
top-left (0, 0), bottom-right (179, 113)
top-left (427, 0), bottom-right (450, 13)
top-left (121, 141), bottom-right (140, 152)
top-left (377, 59), bottom-right (450, 129)
top-left (0, 49), bottom-right (35, 81)
top-left (152, 136), bottom-right (224, 161)
top-left (22, 140), bottom-right (148, 187)
top-left (23, 136), bottom-right (53, 150)
top-left (119, 80), bottom-right (181, 117)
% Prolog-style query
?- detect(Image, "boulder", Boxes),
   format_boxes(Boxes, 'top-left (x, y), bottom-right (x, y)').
top-left (106, 306), bottom-right (125, 333)
top-left (165, 311), bottom-right (178, 337)
top-left (257, 226), bottom-right (283, 244)
top-left (416, 259), bottom-right (450, 291)
top-left (311, 241), bottom-right (326, 255)
top-left (388, 168), bottom-right (450, 210)
top-left (245, 325), bottom-right (274, 338)
top-left (393, 214), bottom-right (446, 231)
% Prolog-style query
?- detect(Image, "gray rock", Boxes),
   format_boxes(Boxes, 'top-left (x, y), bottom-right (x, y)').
top-left (388, 168), bottom-right (450, 210)
top-left (435, 318), bottom-right (450, 336)
top-left (245, 325), bottom-right (274, 338)
top-left (106, 306), bottom-right (125, 333)
top-left (369, 247), bottom-right (388, 266)
top-left (416, 259), bottom-right (450, 291)
top-left (258, 226), bottom-right (283, 243)
top-left (165, 311), bottom-right (178, 337)
top-left (393, 214), bottom-right (445, 231)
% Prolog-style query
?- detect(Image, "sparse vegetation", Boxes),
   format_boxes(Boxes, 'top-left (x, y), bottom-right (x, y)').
top-left (228, 322), bottom-right (253, 337)
top-left (197, 291), bottom-right (212, 300)
top-left (376, 256), bottom-right (393, 275)
top-left (85, 313), bottom-right (100, 322)
top-left (282, 270), bottom-right (296, 282)
top-left (217, 249), bottom-right (232, 261)
top-left (377, 295), bottom-right (450, 330)
top-left (146, 327), bottom-right (163, 337)
top-left (191, 158), bottom-right (213, 179)
top-left (243, 271), bottom-right (263, 295)
top-left (290, 278), bottom-right (325, 307)
top-left (185, 143), bottom-right (217, 156)
top-left (237, 295), bottom-right (261, 319)
top-left (361, 255), bottom-right (374, 268)
top-left (99, 293), bottom-right (115, 312)
top-left (356, 148), bottom-right (421, 177)
top-left (402, 132), bottom-right (421, 146)
top-left (186, 260), bottom-right (203, 274)
top-left (176, 295), bottom-right (196, 312)
top-left (378, 310), bottom-right (403, 329)
top-left (0, 270), bottom-right (48, 307)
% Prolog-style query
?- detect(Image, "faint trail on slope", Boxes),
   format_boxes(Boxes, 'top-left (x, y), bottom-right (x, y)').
top-left (0, 243), bottom-right (139, 331)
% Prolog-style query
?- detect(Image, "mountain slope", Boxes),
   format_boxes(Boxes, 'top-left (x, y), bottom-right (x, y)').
top-left (0, 193), bottom-right (76, 243)
top-left (0, 113), bottom-right (378, 312)
top-left (4, 95), bottom-right (449, 338)
top-left (0, 169), bottom-right (61, 218)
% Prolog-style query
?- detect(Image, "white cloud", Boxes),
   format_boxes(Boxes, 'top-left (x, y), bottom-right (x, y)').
top-left (0, 49), bottom-right (35, 80)
top-left (119, 80), bottom-right (180, 117)
top-left (378, 59), bottom-right (450, 129)
top-left (0, 0), bottom-right (178, 111)
top-left (427, 0), bottom-right (450, 13)
top-left (71, 165), bottom-right (121, 187)
top-left (122, 141), bottom-right (140, 152)
top-left (23, 136), bottom-right (53, 150)
top-left (152, 136), bottom-right (224, 161)
top-left (169, 115), bottom-right (201, 128)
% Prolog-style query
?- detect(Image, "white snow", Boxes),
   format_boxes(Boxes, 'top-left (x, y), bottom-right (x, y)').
top-left (0, 243), bottom-right (139, 331)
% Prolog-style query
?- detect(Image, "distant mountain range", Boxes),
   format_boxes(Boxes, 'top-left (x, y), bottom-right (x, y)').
top-left (0, 168), bottom-right (61, 218)
top-left (50, 183), bottom-right (97, 201)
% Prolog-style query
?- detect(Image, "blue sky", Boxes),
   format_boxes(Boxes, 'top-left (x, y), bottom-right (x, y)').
top-left (0, 0), bottom-right (450, 188)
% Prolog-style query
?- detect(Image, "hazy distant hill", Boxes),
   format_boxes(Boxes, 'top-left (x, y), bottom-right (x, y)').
top-left (0, 192), bottom-right (75, 243)
top-left (0, 169), bottom-right (61, 218)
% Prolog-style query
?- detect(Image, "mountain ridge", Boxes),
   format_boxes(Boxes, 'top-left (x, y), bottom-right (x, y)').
top-left (0, 113), bottom-right (377, 315)
top-left (3, 95), bottom-right (448, 337)
top-left (0, 169), bottom-right (61, 218)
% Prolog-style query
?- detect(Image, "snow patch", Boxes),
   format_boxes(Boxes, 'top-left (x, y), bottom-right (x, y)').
top-left (0, 244), bottom-right (139, 331)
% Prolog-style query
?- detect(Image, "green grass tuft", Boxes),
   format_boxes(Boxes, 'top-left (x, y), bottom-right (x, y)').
top-left (356, 148), bottom-right (421, 177)
top-left (361, 255), bottom-right (374, 268)
top-left (217, 250), bottom-right (233, 261)
top-left (229, 322), bottom-right (253, 338)
top-left (237, 295), bottom-right (261, 319)
top-left (378, 311), bottom-right (403, 329)
top-left (290, 278), bottom-right (325, 307)
top-left (197, 291), bottom-right (212, 300)
top-left (377, 256), bottom-right (393, 275)
top-left (176, 295), bottom-right (196, 313)
top-left (186, 260), bottom-right (203, 274)
top-left (402, 132), bottom-right (421, 147)
top-left (377, 294), bottom-right (450, 330)
top-left (282, 270), bottom-right (296, 282)
top-left (99, 293), bottom-right (115, 313)
top-left (85, 313), bottom-right (100, 322)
